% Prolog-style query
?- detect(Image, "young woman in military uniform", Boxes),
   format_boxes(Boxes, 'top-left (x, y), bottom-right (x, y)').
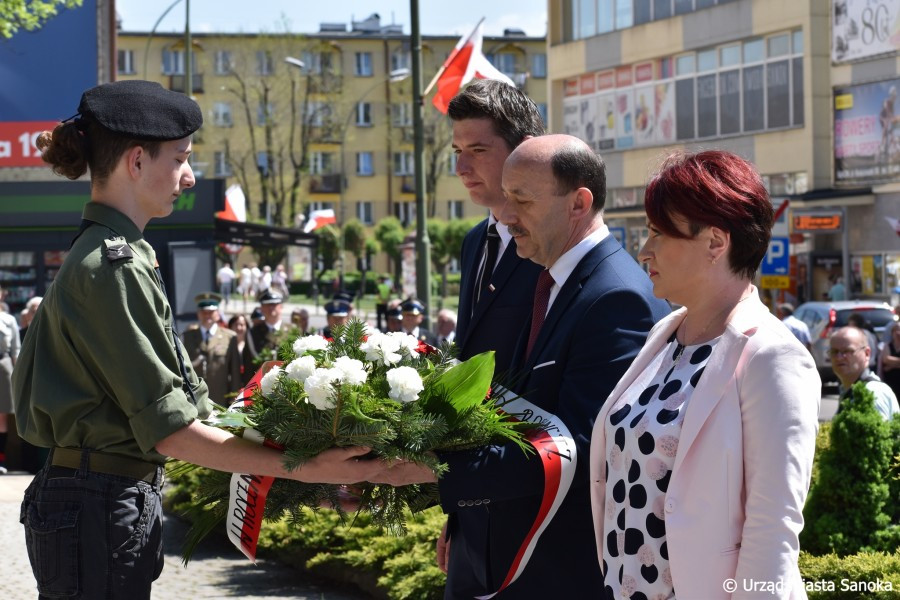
top-left (12, 80), bottom-right (395, 599)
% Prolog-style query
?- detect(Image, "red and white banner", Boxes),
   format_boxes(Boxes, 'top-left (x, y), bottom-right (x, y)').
top-left (430, 19), bottom-right (516, 114)
top-left (477, 385), bottom-right (578, 599)
top-left (0, 121), bottom-right (58, 167)
top-left (217, 183), bottom-right (247, 222)
top-left (225, 362), bottom-right (279, 562)
top-left (303, 208), bottom-right (336, 233)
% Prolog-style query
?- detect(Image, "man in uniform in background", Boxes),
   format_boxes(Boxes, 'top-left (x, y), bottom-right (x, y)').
top-left (321, 299), bottom-right (352, 339)
top-left (182, 292), bottom-right (241, 404)
top-left (250, 289), bottom-right (284, 354)
top-left (401, 299), bottom-right (437, 346)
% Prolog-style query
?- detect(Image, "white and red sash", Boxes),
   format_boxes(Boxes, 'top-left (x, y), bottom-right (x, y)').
top-left (477, 385), bottom-right (578, 599)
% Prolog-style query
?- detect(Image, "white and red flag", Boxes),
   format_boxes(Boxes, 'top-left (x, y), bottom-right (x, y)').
top-left (428, 18), bottom-right (516, 114)
top-left (216, 184), bottom-right (247, 222)
top-left (303, 208), bottom-right (337, 233)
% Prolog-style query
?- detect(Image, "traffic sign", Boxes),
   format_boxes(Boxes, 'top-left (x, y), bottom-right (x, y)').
top-left (761, 276), bottom-right (790, 289)
top-left (761, 237), bottom-right (789, 276)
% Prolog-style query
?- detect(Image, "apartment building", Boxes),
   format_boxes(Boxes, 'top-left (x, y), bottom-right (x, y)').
top-left (117, 14), bottom-right (548, 234)
top-left (547, 0), bottom-right (899, 304)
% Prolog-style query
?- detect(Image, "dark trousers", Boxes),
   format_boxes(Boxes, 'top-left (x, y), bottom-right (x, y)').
top-left (376, 303), bottom-right (388, 331)
top-left (20, 452), bottom-right (165, 599)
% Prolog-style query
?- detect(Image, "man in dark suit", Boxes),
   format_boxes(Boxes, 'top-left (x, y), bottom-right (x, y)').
top-left (381, 135), bottom-right (670, 598)
top-left (451, 80), bottom-right (544, 376)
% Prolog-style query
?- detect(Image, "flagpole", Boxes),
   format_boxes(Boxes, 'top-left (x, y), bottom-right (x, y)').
top-left (422, 16), bottom-right (485, 96)
top-left (411, 0), bottom-right (432, 328)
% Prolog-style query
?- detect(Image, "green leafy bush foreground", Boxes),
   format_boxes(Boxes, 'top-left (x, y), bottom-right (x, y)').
top-left (799, 551), bottom-right (900, 599)
top-left (166, 467), bottom-right (447, 599)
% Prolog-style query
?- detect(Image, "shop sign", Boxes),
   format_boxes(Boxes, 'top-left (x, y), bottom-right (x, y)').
top-left (760, 275), bottom-right (790, 289)
top-left (832, 0), bottom-right (900, 63)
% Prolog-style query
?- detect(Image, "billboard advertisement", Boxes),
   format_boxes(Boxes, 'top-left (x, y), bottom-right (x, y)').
top-left (0, 0), bottom-right (99, 168)
top-left (833, 0), bottom-right (900, 63)
top-left (833, 77), bottom-right (900, 184)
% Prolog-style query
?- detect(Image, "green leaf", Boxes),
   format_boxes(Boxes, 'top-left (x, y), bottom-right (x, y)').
top-left (203, 409), bottom-right (255, 429)
top-left (430, 351), bottom-right (495, 413)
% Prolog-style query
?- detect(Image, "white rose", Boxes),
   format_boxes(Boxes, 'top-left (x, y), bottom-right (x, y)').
top-left (304, 367), bottom-right (342, 410)
top-left (360, 332), bottom-right (403, 366)
top-left (333, 356), bottom-right (368, 386)
top-left (386, 366), bottom-right (424, 403)
top-left (285, 355), bottom-right (317, 383)
top-left (259, 365), bottom-right (283, 396)
top-left (293, 335), bottom-right (329, 356)
top-left (388, 331), bottom-right (421, 356)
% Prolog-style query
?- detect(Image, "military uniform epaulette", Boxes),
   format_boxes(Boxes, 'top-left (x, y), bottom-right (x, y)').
top-left (103, 236), bottom-right (134, 263)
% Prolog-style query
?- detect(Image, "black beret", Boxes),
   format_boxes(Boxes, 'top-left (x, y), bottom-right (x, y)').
top-left (78, 80), bottom-right (203, 141)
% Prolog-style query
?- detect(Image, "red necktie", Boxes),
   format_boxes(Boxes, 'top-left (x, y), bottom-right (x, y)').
top-left (525, 270), bottom-right (554, 360)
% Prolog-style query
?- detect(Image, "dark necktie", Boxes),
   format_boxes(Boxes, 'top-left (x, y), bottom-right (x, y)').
top-left (525, 269), bottom-right (554, 360)
top-left (475, 224), bottom-right (501, 306)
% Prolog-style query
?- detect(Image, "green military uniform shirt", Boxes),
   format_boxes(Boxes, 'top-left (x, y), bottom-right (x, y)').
top-left (12, 202), bottom-right (212, 464)
top-left (182, 324), bottom-right (241, 405)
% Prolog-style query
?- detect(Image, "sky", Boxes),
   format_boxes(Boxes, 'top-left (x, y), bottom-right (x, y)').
top-left (115, 0), bottom-right (547, 38)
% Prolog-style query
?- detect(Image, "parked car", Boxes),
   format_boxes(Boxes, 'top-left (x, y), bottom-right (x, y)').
top-left (794, 300), bottom-right (896, 386)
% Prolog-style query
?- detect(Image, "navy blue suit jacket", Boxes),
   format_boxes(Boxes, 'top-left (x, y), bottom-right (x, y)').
top-left (438, 235), bottom-right (671, 599)
top-left (455, 219), bottom-right (542, 375)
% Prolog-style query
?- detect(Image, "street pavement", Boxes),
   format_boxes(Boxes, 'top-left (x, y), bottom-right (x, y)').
top-left (0, 473), bottom-right (371, 599)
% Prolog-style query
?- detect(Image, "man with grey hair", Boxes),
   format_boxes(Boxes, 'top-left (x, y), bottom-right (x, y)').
top-left (435, 309), bottom-right (457, 346)
top-left (830, 326), bottom-right (898, 420)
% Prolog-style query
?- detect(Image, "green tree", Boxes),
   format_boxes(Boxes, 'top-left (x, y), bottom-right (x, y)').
top-left (0, 0), bottom-right (81, 38)
top-left (342, 219), bottom-right (368, 295)
top-left (374, 217), bottom-right (407, 285)
top-left (316, 225), bottom-right (340, 281)
top-left (801, 382), bottom-right (893, 555)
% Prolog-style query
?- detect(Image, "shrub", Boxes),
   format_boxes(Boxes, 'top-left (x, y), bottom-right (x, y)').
top-left (801, 383), bottom-right (893, 555)
top-left (799, 550), bottom-right (900, 599)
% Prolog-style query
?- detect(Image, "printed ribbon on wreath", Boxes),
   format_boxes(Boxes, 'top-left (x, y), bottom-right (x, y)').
top-left (225, 361), bottom-right (280, 562)
top-left (476, 384), bottom-right (578, 600)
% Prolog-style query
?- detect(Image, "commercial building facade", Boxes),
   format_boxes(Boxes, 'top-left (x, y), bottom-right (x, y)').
top-left (547, 0), bottom-right (899, 305)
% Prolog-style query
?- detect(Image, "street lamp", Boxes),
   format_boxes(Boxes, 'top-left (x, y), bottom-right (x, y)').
top-left (335, 68), bottom-right (410, 286)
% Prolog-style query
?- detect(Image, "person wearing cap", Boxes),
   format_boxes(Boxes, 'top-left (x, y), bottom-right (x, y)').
top-left (385, 300), bottom-right (404, 333)
top-left (182, 293), bottom-right (242, 405)
top-left (322, 299), bottom-right (352, 339)
top-left (401, 299), bottom-right (438, 346)
top-left (12, 80), bottom-right (388, 599)
top-left (250, 289), bottom-right (285, 354)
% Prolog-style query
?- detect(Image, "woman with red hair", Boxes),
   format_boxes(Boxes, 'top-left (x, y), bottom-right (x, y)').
top-left (590, 150), bottom-right (820, 599)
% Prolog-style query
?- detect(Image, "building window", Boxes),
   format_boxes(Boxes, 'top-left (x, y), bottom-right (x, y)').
top-left (309, 201), bottom-right (334, 212)
top-left (306, 101), bottom-right (333, 127)
top-left (448, 200), bottom-right (464, 220)
top-left (356, 102), bottom-right (372, 126)
top-left (257, 102), bottom-right (275, 126)
top-left (257, 151), bottom-right (273, 176)
top-left (356, 152), bottom-right (373, 175)
top-left (214, 50), bottom-right (232, 75)
top-left (391, 49), bottom-right (410, 72)
top-left (393, 151), bottom-right (414, 175)
top-left (561, 28), bottom-right (804, 150)
top-left (537, 103), bottom-right (549, 127)
top-left (214, 151), bottom-right (231, 176)
top-left (356, 201), bottom-right (374, 224)
top-left (491, 53), bottom-right (518, 77)
top-left (355, 52), bottom-right (373, 76)
top-left (447, 152), bottom-right (458, 175)
top-left (393, 201), bottom-right (416, 226)
top-left (256, 51), bottom-right (274, 75)
top-left (213, 102), bottom-right (233, 127)
top-left (303, 51), bottom-right (335, 75)
top-left (532, 53), bottom-right (547, 78)
top-left (310, 152), bottom-right (335, 175)
top-left (161, 48), bottom-right (185, 75)
top-left (392, 103), bottom-right (412, 126)
top-left (117, 50), bottom-right (135, 75)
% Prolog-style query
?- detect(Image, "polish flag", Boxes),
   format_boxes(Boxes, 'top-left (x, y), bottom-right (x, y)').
top-left (216, 184), bottom-right (247, 222)
top-left (303, 208), bottom-right (337, 233)
top-left (886, 216), bottom-right (900, 237)
top-left (429, 19), bottom-right (516, 114)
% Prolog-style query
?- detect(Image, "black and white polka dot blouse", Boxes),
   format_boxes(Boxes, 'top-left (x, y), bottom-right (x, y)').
top-left (601, 332), bottom-right (722, 600)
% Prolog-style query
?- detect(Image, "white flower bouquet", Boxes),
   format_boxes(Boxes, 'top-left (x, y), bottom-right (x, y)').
top-left (179, 320), bottom-right (532, 559)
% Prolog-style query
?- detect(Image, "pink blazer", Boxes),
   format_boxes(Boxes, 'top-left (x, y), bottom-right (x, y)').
top-left (590, 290), bottom-right (820, 599)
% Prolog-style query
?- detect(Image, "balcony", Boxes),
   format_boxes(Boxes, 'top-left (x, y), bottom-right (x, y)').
top-left (309, 173), bottom-right (342, 194)
top-left (169, 73), bottom-right (204, 94)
